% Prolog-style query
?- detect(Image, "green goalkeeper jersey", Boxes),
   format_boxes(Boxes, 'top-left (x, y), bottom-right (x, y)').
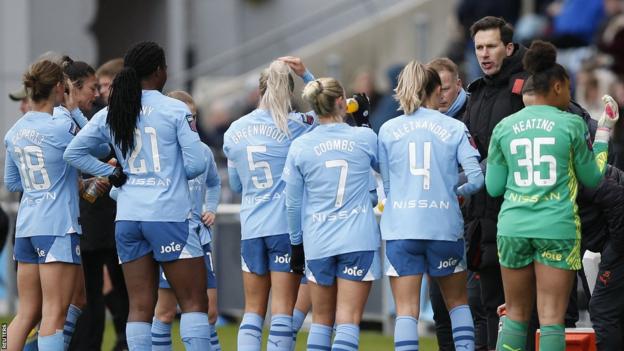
top-left (486, 105), bottom-right (608, 239)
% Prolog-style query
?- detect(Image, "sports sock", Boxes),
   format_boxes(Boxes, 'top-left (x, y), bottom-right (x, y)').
top-left (539, 324), bottom-right (565, 351)
top-left (238, 312), bottom-right (264, 351)
top-left (394, 316), bottom-right (419, 351)
top-left (496, 317), bottom-right (527, 351)
top-left (332, 323), bottom-right (359, 351)
top-left (38, 330), bottom-right (64, 351)
top-left (267, 314), bottom-right (292, 351)
top-left (126, 322), bottom-right (152, 351)
top-left (209, 323), bottom-right (222, 351)
top-left (151, 317), bottom-right (172, 351)
top-left (449, 304), bottom-right (475, 351)
top-left (180, 312), bottom-right (211, 351)
top-left (291, 308), bottom-right (306, 350)
top-left (63, 304), bottom-right (82, 350)
top-left (307, 323), bottom-right (333, 351)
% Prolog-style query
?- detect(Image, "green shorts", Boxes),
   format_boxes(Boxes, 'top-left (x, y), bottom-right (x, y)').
top-left (497, 235), bottom-right (581, 271)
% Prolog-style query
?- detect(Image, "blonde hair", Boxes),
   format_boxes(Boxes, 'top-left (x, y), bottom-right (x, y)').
top-left (259, 60), bottom-right (294, 135)
top-left (167, 90), bottom-right (196, 114)
top-left (394, 60), bottom-right (430, 115)
top-left (301, 78), bottom-right (344, 117)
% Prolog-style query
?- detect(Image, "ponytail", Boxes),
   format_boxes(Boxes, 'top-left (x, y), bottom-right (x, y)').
top-left (106, 41), bottom-right (166, 157)
top-left (394, 60), bottom-right (429, 115)
top-left (259, 60), bottom-right (294, 135)
top-left (107, 67), bottom-right (142, 157)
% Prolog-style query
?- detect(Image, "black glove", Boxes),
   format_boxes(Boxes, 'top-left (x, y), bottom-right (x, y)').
top-left (290, 244), bottom-right (305, 275)
top-left (108, 166), bottom-right (127, 187)
top-left (351, 93), bottom-right (371, 128)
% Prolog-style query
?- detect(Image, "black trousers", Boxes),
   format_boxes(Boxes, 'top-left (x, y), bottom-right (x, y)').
top-left (430, 271), bottom-right (488, 351)
top-left (70, 248), bottom-right (128, 351)
top-left (590, 243), bottom-right (624, 351)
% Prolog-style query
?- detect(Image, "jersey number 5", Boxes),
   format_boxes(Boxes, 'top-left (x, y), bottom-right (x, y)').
top-left (247, 145), bottom-right (273, 189)
top-left (510, 137), bottom-right (557, 187)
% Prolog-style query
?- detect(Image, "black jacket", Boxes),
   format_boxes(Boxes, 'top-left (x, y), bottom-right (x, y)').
top-left (579, 165), bottom-right (624, 257)
top-left (463, 44), bottom-right (529, 268)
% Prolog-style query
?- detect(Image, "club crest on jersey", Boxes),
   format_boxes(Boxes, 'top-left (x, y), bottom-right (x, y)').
top-left (301, 113), bottom-right (314, 125)
top-left (68, 122), bottom-right (79, 136)
top-left (186, 114), bottom-right (197, 132)
top-left (466, 131), bottom-right (477, 149)
top-left (585, 130), bottom-right (593, 151)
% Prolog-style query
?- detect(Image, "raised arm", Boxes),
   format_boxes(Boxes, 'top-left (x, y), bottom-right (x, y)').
top-left (63, 115), bottom-right (115, 177)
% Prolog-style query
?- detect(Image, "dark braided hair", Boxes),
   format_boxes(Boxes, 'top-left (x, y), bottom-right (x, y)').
top-left (61, 55), bottom-right (95, 89)
top-left (107, 41), bottom-right (166, 157)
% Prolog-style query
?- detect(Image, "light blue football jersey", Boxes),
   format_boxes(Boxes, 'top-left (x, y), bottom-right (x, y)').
top-left (4, 111), bottom-right (81, 237)
top-left (223, 108), bottom-right (317, 239)
top-left (189, 143), bottom-right (221, 245)
top-left (284, 123), bottom-right (380, 260)
top-left (378, 107), bottom-right (480, 241)
top-left (64, 90), bottom-right (206, 222)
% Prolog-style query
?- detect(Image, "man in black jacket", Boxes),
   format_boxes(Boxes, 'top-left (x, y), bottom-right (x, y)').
top-left (579, 165), bottom-right (624, 351)
top-left (462, 16), bottom-right (529, 349)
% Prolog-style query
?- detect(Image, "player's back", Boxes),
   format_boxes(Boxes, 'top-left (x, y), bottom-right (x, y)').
top-left (288, 123), bottom-right (379, 259)
top-left (5, 111), bottom-right (80, 237)
top-left (491, 104), bottom-right (592, 238)
top-left (93, 90), bottom-right (195, 222)
top-left (223, 108), bottom-right (315, 239)
top-left (379, 107), bottom-right (470, 241)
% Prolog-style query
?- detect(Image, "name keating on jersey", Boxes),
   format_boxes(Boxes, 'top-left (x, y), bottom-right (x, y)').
top-left (511, 118), bottom-right (555, 134)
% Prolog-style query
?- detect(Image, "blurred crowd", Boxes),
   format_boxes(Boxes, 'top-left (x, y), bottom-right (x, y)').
top-left (195, 0), bottom-right (624, 202)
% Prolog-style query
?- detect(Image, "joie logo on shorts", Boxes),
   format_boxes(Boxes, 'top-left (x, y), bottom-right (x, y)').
top-left (160, 242), bottom-right (182, 254)
top-left (437, 257), bottom-right (458, 270)
top-left (36, 248), bottom-right (46, 258)
top-left (274, 253), bottom-right (290, 264)
top-left (343, 266), bottom-right (364, 276)
top-left (541, 251), bottom-right (562, 261)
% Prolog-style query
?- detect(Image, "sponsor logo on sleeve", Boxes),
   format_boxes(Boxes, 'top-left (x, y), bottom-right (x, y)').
top-left (186, 114), bottom-right (197, 132)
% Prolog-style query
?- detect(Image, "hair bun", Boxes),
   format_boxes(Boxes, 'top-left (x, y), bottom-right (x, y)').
top-left (523, 40), bottom-right (557, 75)
top-left (301, 80), bottom-right (323, 105)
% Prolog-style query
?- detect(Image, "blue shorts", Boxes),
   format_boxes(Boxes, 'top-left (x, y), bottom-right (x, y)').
top-left (305, 251), bottom-right (381, 286)
top-left (385, 239), bottom-right (466, 277)
top-left (160, 243), bottom-right (217, 289)
top-left (14, 233), bottom-right (81, 265)
top-left (240, 234), bottom-right (291, 275)
top-left (115, 221), bottom-right (203, 264)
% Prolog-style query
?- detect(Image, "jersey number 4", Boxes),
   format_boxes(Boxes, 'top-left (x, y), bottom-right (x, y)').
top-left (510, 137), bottom-right (557, 187)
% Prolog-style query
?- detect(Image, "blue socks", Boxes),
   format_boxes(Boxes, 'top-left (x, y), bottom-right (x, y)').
top-left (267, 314), bottom-right (292, 351)
top-left (151, 317), bottom-right (172, 351)
top-left (395, 316), bottom-right (419, 351)
top-left (449, 305), bottom-right (475, 351)
top-left (238, 312), bottom-right (264, 351)
top-left (332, 323), bottom-right (359, 351)
top-left (180, 312), bottom-right (211, 351)
top-left (127, 322), bottom-right (152, 351)
top-left (38, 330), bottom-right (64, 351)
top-left (291, 308), bottom-right (306, 350)
top-left (63, 304), bottom-right (81, 350)
top-left (307, 323), bottom-right (333, 351)
top-left (210, 323), bottom-right (222, 351)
